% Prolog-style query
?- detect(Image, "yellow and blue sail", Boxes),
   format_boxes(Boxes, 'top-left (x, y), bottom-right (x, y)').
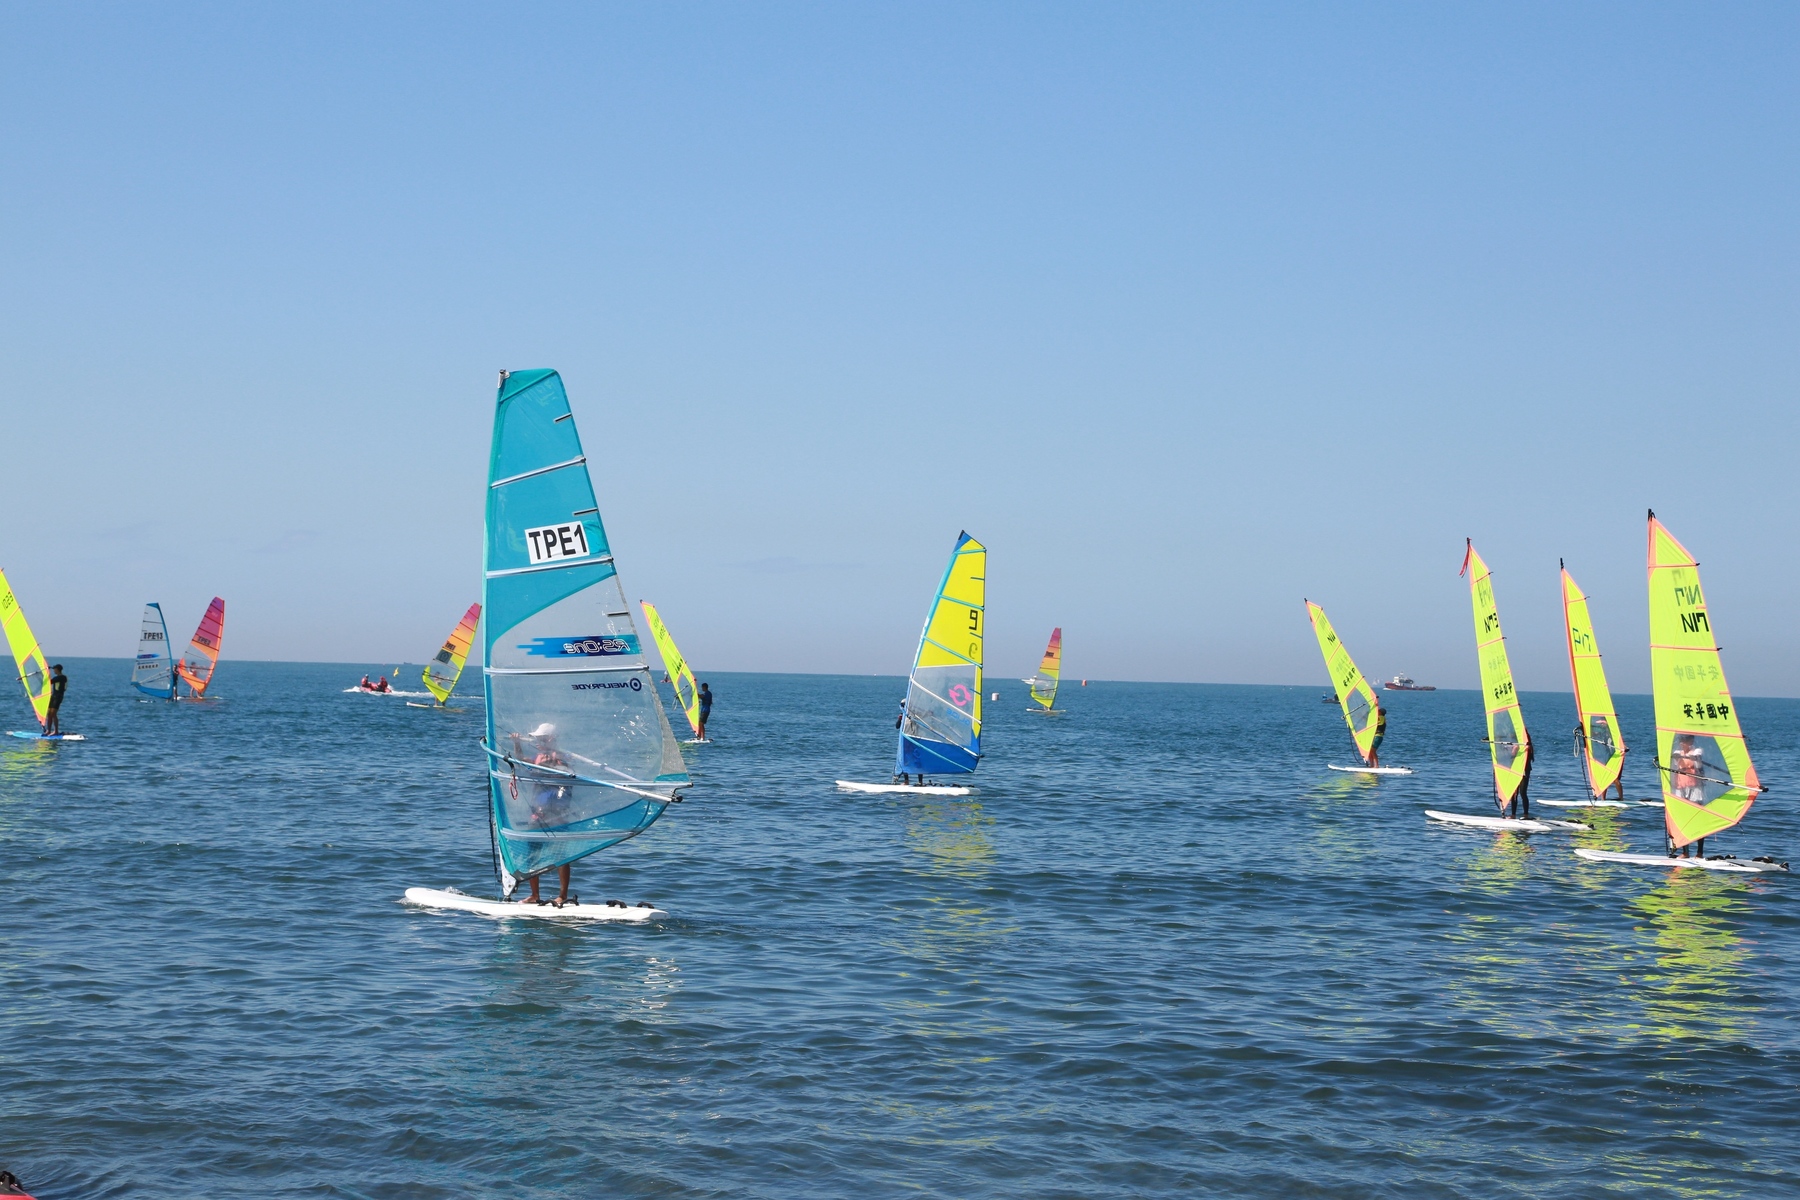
top-left (0, 569), bottom-right (52, 728)
top-left (423, 602), bottom-right (481, 704)
top-left (483, 370), bottom-right (688, 894)
top-left (1462, 541), bottom-right (1529, 810)
top-left (1648, 513), bottom-right (1760, 848)
top-left (641, 601), bottom-right (702, 737)
top-left (131, 602), bottom-right (177, 699)
top-left (898, 532), bottom-right (985, 776)
top-left (1305, 601), bottom-right (1380, 763)
top-left (1560, 566), bottom-right (1625, 800)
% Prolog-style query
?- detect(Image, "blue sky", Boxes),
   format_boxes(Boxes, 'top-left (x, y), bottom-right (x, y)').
top-left (1, 3), bottom-right (1795, 694)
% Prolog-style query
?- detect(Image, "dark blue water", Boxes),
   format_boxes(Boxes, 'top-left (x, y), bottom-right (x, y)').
top-left (3, 661), bottom-right (1798, 1198)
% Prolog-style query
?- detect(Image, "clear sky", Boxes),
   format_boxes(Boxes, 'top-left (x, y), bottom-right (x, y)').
top-left (1, 3), bottom-right (1795, 695)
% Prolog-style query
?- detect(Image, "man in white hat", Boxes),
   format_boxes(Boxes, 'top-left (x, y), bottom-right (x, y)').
top-left (519, 723), bottom-right (575, 906)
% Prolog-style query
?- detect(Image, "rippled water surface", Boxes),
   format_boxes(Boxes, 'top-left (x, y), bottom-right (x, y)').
top-left (3, 661), bottom-right (1799, 1198)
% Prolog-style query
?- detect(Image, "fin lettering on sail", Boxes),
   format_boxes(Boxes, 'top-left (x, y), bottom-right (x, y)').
top-left (898, 533), bottom-right (985, 777)
top-left (1649, 514), bottom-right (1760, 847)
top-left (1305, 601), bottom-right (1380, 764)
top-left (423, 602), bottom-right (481, 703)
top-left (483, 370), bottom-right (687, 896)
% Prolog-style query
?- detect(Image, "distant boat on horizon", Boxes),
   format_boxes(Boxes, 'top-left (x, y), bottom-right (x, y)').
top-left (1383, 674), bottom-right (1436, 691)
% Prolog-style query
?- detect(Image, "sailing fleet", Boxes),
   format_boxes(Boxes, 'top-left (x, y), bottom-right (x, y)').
top-left (1312, 514), bottom-right (1785, 874)
top-left (3, 374), bottom-right (1788, 919)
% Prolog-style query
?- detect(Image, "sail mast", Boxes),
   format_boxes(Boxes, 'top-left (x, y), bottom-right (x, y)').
top-left (1648, 511), bottom-right (1760, 848)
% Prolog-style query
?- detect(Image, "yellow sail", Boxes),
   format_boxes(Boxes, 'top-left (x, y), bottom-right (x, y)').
top-left (1026, 627), bottom-right (1062, 710)
top-left (1561, 566), bottom-right (1626, 800)
top-left (0, 568), bottom-right (53, 728)
top-left (1648, 513), bottom-right (1760, 848)
top-left (1305, 601), bottom-right (1380, 763)
top-left (422, 602), bottom-right (481, 704)
top-left (1462, 542), bottom-right (1529, 808)
top-left (641, 600), bottom-right (702, 737)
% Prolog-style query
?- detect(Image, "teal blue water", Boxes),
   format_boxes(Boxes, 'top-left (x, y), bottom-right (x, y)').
top-left (2, 662), bottom-right (1798, 1197)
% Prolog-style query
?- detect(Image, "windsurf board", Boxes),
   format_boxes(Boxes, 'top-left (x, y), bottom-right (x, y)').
top-left (1573, 848), bottom-right (1788, 873)
top-left (1535, 798), bottom-right (1629, 809)
top-left (403, 887), bottom-right (666, 920)
top-left (1425, 809), bottom-right (1588, 832)
top-left (6, 731), bottom-right (85, 741)
top-left (1327, 763), bottom-right (1413, 775)
top-left (836, 780), bottom-right (973, 796)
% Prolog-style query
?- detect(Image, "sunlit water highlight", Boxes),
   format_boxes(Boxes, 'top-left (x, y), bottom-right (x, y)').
top-left (2, 662), bottom-right (1798, 1197)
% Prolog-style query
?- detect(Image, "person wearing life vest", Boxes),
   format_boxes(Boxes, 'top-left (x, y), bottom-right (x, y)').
top-left (1366, 704), bottom-right (1387, 768)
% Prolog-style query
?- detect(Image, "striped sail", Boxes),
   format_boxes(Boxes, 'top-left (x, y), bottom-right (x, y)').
top-left (423, 602), bottom-right (481, 704)
top-left (641, 601), bottom-right (702, 737)
top-left (1305, 601), bottom-right (1380, 764)
top-left (1462, 542), bottom-right (1529, 810)
top-left (897, 533), bottom-right (985, 777)
top-left (1024, 627), bottom-right (1062, 711)
top-left (175, 597), bottom-right (225, 698)
top-left (131, 603), bottom-right (176, 698)
top-left (1648, 513), bottom-right (1760, 847)
top-left (0, 569), bottom-right (52, 728)
top-left (1560, 566), bottom-right (1625, 800)
top-left (483, 370), bottom-right (687, 896)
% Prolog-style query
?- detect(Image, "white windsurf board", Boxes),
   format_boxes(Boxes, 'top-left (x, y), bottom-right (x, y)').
top-left (1425, 809), bottom-right (1588, 832)
top-left (1536, 798), bottom-right (1629, 809)
top-left (1327, 763), bottom-right (1413, 776)
top-left (404, 887), bottom-right (666, 920)
top-left (1573, 848), bottom-right (1788, 873)
top-left (836, 780), bottom-right (973, 796)
top-left (6, 731), bottom-right (86, 741)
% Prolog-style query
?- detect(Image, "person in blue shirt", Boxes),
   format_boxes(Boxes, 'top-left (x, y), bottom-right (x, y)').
top-left (697, 683), bottom-right (713, 740)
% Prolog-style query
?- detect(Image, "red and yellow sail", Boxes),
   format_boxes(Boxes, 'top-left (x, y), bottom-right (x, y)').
top-left (176, 597), bottom-right (225, 698)
top-left (1027, 627), bottom-right (1062, 711)
top-left (1462, 542), bottom-right (1528, 809)
top-left (423, 602), bottom-right (481, 703)
top-left (1649, 514), bottom-right (1760, 847)
top-left (1561, 566), bottom-right (1626, 800)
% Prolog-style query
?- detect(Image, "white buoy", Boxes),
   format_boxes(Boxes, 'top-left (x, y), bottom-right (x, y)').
top-left (990, 692), bottom-right (998, 700)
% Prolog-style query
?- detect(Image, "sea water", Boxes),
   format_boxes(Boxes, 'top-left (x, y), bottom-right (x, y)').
top-left (2, 661), bottom-right (1798, 1198)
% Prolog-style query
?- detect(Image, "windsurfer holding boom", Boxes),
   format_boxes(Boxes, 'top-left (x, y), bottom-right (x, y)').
top-left (518, 722), bottom-right (575, 907)
top-left (1366, 704), bottom-right (1386, 768)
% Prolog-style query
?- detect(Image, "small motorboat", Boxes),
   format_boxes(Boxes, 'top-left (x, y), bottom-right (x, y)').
top-left (1321, 692), bottom-right (1339, 703)
top-left (1382, 674), bottom-right (1436, 691)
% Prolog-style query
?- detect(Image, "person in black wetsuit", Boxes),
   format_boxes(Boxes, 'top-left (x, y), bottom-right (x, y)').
top-left (697, 682), bottom-right (713, 740)
top-left (44, 664), bottom-right (67, 735)
top-left (1505, 738), bottom-right (1535, 819)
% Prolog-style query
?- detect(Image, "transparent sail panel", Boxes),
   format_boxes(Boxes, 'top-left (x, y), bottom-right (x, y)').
top-left (904, 663), bottom-right (979, 751)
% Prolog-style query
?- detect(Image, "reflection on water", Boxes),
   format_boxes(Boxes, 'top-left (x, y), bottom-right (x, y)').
top-left (1627, 873), bottom-right (1754, 1043)
top-left (906, 799), bottom-right (996, 881)
top-left (1443, 833), bottom-right (1556, 1036)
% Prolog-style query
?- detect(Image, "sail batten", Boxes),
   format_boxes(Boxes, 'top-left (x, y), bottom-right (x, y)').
top-left (175, 597), bottom-right (225, 698)
top-left (1648, 514), bottom-right (1759, 847)
top-left (131, 602), bottom-right (176, 699)
top-left (1025, 627), bottom-right (1062, 710)
top-left (484, 369), bottom-right (686, 895)
top-left (898, 533), bottom-right (985, 777)
top-left (1561, 568), bottom-right (1625, 800)
top-left (641, 601), bottom-right (702, 737)
top-left (1305, 602), bottom-right (1380, 763)
top-left (0, 569), bottom-right (53, 727)
top-left (1462, 543), bottom-right (1529, 810)
top-left (423, 602), bottom-right (481, 704)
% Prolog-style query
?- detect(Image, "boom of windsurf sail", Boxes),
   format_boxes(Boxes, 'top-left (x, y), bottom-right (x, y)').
top-left (423, 602), bottom-right (481, 704)
top-left (1561, 565), bottom-right (1625, 801)
top-left (1305, 601), bottom-right (1380, 765)
top-left (1023, 627), bottom-right (1062, 710)
top-left (132, 602), bottom-right (176, 699)
top-left (897, 532), bottom-right (985, 777)
top-left (175, 597), bottom-right (225, 698)
top-left (1649, 512), bottom-right (1761, 848)
top-left (483, 369), bottom-right (688, 897)
top-left (1461, 542), bottom-right (1529, 811)
top-left (0, 568), bottom-right (53, 728)
top-left (640, 600), bottom-right (702, 737)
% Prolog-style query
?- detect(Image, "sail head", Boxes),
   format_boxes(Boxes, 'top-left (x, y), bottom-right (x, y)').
top-left (1649, 515), bottom-right (1759, 846)
top-left (484, 370), bottom-right (686, 891)
top-left (898, 532), bottom-right (985, 776)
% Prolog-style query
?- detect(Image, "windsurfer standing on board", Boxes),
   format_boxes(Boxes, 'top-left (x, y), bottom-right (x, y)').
top-left (697, 682), bottom-right (713, 740)
top-left (1366, 704), bottom-right (1387, 768)
top-left (518, 722), bottom-right (575, 907)
top-left (44, 664), bottom-right (66, 736)
top-left (1504, 739), bottom-right (1534, 819)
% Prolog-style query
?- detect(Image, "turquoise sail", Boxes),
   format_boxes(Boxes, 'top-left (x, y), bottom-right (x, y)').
top-left (483, 369), bottom-right (688, 896)
top-left (131, 603), bottom-right (176, 699)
